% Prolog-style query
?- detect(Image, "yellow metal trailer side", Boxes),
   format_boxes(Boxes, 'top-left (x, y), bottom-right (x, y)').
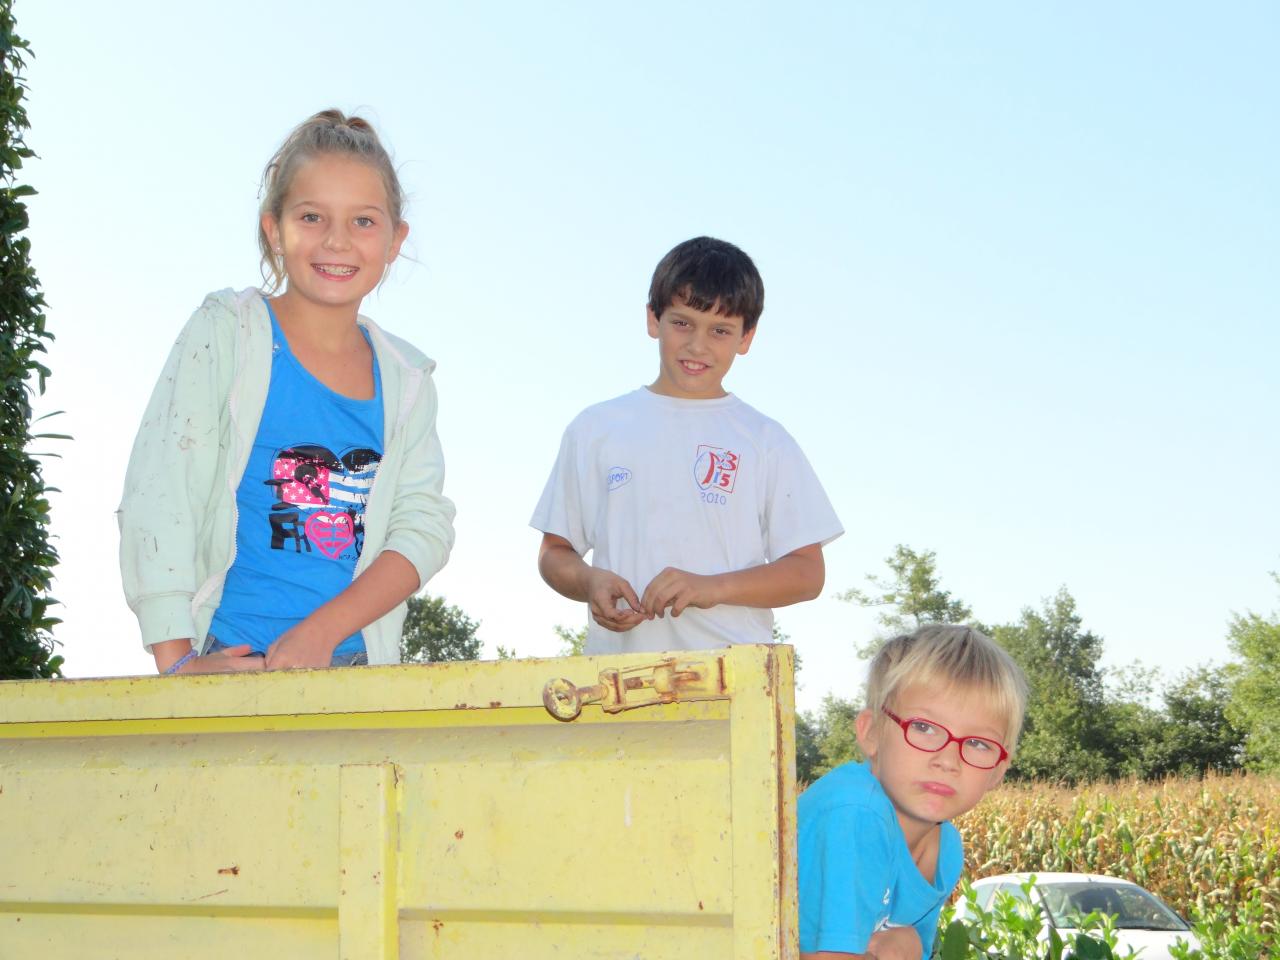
top-left (0, 644), bottom-right (797, 959)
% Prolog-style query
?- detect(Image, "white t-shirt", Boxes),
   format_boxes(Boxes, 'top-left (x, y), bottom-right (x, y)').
top-left (531, 388), bottom-right (843, 654)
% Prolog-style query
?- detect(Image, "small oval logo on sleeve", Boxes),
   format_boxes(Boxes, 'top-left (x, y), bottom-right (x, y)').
top-left (607, 466), bottom-right (633, 491)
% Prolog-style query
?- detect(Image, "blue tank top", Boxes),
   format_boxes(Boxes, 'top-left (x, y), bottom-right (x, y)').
top-left (210, 303), bottom-right (384, 656)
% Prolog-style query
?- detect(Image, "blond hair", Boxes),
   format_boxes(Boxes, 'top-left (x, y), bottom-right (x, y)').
top-left (257, 109), bottom-right (404, 293)
top-left (865, 624), bottom-right (1028, 751)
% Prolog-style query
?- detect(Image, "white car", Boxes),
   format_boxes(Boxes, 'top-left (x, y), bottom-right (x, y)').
top-left (964, 872), bottom-right (1201, 960)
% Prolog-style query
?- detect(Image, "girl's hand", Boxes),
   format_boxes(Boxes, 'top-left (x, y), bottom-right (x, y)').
top-left (264, 625), bottom-right (337, 670)
top-left (178, 644), bottom-right (265, 674)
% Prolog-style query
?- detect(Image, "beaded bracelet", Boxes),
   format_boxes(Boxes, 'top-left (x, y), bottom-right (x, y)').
top-left (164, 650), bottom-right (199, 675)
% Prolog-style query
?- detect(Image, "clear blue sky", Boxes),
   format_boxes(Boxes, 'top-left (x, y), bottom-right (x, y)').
top-left (21, 1), bottom-right (1278, 710)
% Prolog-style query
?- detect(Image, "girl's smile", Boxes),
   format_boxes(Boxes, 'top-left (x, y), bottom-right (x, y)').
top-left (262, 153), bottom-right (408, 317)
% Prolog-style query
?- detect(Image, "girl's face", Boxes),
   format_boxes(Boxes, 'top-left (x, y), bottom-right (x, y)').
top-left (262, 153), bottom-right (408, 314)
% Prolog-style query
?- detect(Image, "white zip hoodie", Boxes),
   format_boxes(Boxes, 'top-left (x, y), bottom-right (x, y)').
top-left (118, 288), bottom-right (455, 664)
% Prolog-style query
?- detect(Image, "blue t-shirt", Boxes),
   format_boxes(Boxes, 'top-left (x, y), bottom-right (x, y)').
top-left (209, 304), bottom-right (384, 656)
top-left (798, 761), bottom-right (964, 956)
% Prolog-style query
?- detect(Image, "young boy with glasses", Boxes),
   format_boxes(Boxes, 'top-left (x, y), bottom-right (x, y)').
top-left (798, 624), bottom-right (1028, 959)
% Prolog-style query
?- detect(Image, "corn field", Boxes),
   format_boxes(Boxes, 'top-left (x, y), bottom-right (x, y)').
top-left (955, 773), bottom-right (1279, 953)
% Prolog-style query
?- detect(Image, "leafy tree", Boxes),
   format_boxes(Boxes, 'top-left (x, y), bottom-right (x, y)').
top-left (1158, 664), bottom-right (1244, 775)
top-left (839, 545), bottom-right (971, 652)
top-left (993, 588), bottom-right (1104, 702)
top-left (991, 589), bottom-right (1108, 782)
top-left (813, 694), bottom-right (863, 774)
top-left (553, 624), bottom-right (586, 657)
top-left (794, 710), bottom-right (822, 785)
top-left (399, 594), bottom-right (481, 663)
top-left (1090, 663), bottom-right (1242, 779)
top-left (0, 6), bottom-right (62, 679)
top-left (834, 542), bottom-right (1249, 782)
top-left (1224, 579), bottom-right (1280, 772)
top-left (1095, 697), bottom-right (1168, 780)
top-left (797, 694), bottom-right (863, 784)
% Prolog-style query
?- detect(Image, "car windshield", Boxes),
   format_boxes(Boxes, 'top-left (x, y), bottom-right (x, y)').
top-left (1040, 882), bottom-right (1189, 931)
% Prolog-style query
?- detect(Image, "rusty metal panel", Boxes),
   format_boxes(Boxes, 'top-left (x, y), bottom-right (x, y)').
top-left (0, 644), bottom-right (796, 958)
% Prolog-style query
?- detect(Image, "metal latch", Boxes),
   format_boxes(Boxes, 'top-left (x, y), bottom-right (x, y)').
top-left (542, 658), bottom-right (725, 721)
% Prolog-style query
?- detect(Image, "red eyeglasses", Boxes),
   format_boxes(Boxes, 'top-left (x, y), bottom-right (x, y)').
top-left (882, 708), bottom-right (1009, 770)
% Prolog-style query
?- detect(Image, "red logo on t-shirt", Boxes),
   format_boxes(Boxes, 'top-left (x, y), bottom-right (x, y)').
top-left (694, 445), bottom-right (740, 493)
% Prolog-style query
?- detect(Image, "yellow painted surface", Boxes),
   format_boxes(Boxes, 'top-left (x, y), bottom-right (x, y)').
top-left (0, 645), bottom-right (796, 958)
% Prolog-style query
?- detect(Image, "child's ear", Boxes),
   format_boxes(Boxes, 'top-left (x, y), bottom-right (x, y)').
top-left (646, 306), bottom-right (661, 339)
top-left (387, 221), bottom-right (410, 264)
top-left (737, 325), bottom-right (757, 356)
top-left (261, 213), bottom-right (281, 252)
top-left (855, 708), bottom-right (879, 759)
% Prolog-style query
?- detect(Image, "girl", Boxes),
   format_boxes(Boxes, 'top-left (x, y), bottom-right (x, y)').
top-left (119, 110), bottom-right (455, 675)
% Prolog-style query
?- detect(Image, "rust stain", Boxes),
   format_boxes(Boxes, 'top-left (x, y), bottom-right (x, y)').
top-left (717, 656), bottom-right (727, 695)
top-left (187, 888), bottom-right (229, 901)
top-left (488, 700), bottom-right (502, 708)
top-left (432, 920), bottom-right (444, 936)
top-left (768, 645), bottom-right (797, 956)
top-left (454, 829), bottom-right (464, 840)
top-left (217, 865), bottom-right (239, 876)
top-left (698, 900), bottom-right (704, 911)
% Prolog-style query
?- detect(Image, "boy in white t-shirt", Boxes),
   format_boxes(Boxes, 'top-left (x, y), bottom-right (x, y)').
top-left (530, 236), bottom-right (843, 654)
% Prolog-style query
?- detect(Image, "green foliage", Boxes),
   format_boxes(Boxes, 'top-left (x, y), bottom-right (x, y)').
top-left (553, 623), bottom-right (586, 657)
top-left (796, 693), bottom-right (863, 784)
top-left (938, 878), bottom-right (1131, 959)
top-left (794, 709), bottom-right (821, 784)
top-left (0, 5), bottom-right (61, 679)
top-left (840, 544), bottom-right (1250, 782)
top-left (1169, 885), bottom-right (1275, 960)
top-left (399, 594), bottom-right (481, 663)
top-left (839, 544), bottom-right (971, 648)
top-left (994, 588), bottom-right (1104, 702)
top-left (957, 775), bottom-right (1280, 956)
top-left (1154, 665), bottom-right (1244, 775)
top-left (1224, 578), bottom-right (1280, 772)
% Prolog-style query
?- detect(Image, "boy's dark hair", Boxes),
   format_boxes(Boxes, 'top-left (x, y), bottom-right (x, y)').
top-left (647, 237), bottom-right (765, 332)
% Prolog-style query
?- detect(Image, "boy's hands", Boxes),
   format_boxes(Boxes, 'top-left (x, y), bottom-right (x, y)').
top-left (639, 544), bottom-right (826, 618)
top-left (539, 535), bottom-right (827, 630)
top-left (539, 533), bottom-right (647, 633)
top-left (639, 567), bottom-right (720, 618)
top-left (584, 567), bottom-right (647, 632)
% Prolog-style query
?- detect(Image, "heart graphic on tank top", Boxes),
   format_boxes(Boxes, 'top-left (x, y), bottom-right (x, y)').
top-left (304, 511), bottom-right (355, 559)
